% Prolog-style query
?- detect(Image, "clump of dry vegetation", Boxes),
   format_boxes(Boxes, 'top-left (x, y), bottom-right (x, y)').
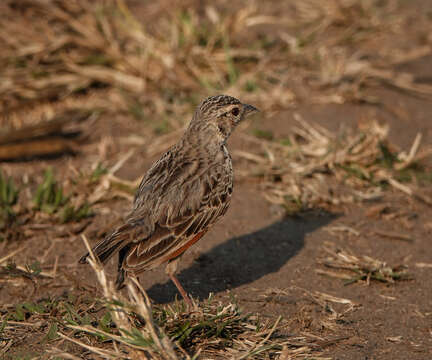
top-left (1, 0), bottom-right (431, 126)
top-left (236, 116), bottom-right (432, 214)
top-left (3, 0), bottom-right (430, 205)
top-left (316, 242), bottom-right (411, 285)
top-left (0, 236), bottom-right (339, 359)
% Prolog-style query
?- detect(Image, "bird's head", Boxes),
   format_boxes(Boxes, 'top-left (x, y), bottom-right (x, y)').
top-left (187, 95), bottom-right (259, 145)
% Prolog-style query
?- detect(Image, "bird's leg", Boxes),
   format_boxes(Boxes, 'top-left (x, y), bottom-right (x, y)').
top-left (166, 258), bottom-right (193, 307)
top-left (169, 273), bottom-right (193, 307)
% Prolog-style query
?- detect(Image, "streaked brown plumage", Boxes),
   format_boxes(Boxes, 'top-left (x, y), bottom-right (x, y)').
top-left (79, 95), bottom-right (258, 305)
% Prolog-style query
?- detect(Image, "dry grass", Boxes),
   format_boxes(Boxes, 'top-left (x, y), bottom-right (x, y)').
top-left (60, 236), bottom-right (334, 359)
top-left (1, 0), bottom-right (431, 187)
top-left (0, 236), bottom-right (343, 359)
top-left (316, 242), bottom-right (411, 285)
top-left (1, 0), bottom-right (431, 125)
top-left (235, 115), bottom-right (432, 214)
top-left (1, 0), bottom-right (431, 358)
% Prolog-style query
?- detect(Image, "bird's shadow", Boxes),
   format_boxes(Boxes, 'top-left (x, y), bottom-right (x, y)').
top-left (146, 210), bottom-right (337, 303)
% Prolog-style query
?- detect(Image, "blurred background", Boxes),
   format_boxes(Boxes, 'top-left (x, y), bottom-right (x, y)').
top-left (1, 0), bottom-right (432, 358)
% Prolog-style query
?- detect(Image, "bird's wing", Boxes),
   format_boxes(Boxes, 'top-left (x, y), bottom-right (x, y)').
top-left (78, 150), bottom-right (175, 265)
top-left (124, 197), bottom-right (230, 271)
top-left (80, 149), bottom-right (232, 269)
top-left (123, 157), bottom-right (232, 272)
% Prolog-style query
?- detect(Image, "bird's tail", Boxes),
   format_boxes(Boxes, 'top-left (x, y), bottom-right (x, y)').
top-left (79, 223), bottom-right (133, 265)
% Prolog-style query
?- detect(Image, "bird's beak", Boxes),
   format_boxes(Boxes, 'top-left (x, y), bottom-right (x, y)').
top-left (243, 104), bottom-right (259, 116)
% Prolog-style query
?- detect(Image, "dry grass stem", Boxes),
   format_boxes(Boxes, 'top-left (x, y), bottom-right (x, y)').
top-left (317, 242), bottom-right (411, 285)
top-left (77, 234), bottom-right (178, 359)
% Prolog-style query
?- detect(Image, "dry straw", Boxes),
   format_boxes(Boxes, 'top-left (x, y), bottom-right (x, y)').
top-left (235, 114), bottom-right (432, 213)
top-left (46, 235), bottom-right (333, 359)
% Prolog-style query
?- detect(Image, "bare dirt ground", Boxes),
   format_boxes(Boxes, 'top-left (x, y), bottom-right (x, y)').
top-left (1, 1), bottom-right (432, 359)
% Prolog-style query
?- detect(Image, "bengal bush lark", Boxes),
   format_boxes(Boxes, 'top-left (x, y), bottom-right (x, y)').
top-left (80, 95), bottom-right (258, 305)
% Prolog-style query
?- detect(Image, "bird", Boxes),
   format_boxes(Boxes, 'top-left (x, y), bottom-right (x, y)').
top-left (79, 95), bottom-right (258, 306)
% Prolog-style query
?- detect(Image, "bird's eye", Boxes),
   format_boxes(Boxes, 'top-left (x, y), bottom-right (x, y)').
top-left (231, 107), bottom-right (240, 116)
